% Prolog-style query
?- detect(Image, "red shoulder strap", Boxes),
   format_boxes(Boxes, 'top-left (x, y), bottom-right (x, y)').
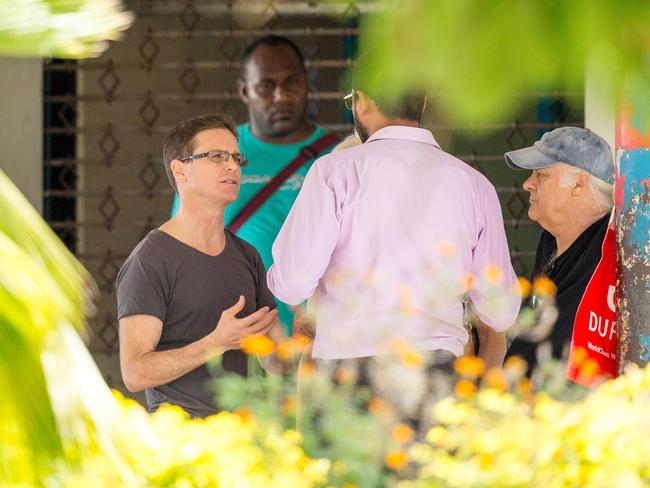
top-left (228, 132), bottom-right (340, 233)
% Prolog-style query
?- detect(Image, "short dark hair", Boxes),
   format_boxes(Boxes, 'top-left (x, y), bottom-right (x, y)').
top-left (351, 55), bottom-right (426, 122)
top-left (239, 35), bottom-right (305, 79)
top-left (162, 113), bottom-right (238, 191)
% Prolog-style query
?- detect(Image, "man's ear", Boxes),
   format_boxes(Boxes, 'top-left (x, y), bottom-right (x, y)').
top-left (171, 159), bottom-right (187, 188)
top-left (355, 90), bottom-right (374, 115)
top-left (237, 78), bottom-right (249, 103)
top-left (573, 171), bottom-right (590, 196)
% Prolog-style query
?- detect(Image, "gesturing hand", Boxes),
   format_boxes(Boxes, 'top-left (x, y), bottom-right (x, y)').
top-left (210, 296), bottom-right (278, 350)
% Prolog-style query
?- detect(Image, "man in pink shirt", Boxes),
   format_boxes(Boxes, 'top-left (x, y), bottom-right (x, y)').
top-left (267, 67), bottom-right (521, 364)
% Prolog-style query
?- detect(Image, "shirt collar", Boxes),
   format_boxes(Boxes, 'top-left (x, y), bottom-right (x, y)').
top-left (366, 125), bottom-right (440, 148)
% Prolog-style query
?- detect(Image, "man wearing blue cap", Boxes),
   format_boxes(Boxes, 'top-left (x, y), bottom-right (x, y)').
top-left (503, 127), bottom-right (615, 374)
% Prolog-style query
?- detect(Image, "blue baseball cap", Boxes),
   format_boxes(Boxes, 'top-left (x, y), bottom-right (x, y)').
top-left (504, 127), bottom-right (614, 185)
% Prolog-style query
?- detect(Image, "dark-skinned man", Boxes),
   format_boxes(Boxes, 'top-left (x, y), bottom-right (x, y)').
top-left (171, 36), bottom-right (338, 336)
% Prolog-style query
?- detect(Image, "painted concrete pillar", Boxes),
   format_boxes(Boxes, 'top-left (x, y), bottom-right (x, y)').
top-left (615, 80), bottom-right (650, 372)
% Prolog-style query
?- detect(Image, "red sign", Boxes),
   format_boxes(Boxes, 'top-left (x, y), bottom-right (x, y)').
top-left (566, 218), bottom-right (618, 387)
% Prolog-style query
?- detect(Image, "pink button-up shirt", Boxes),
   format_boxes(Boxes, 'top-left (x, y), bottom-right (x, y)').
top-left (268, 126), bottom-right (520, 359)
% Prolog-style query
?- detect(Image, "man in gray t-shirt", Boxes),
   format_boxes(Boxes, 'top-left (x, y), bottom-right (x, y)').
top-left (116, 113), bottom-right (282, 418)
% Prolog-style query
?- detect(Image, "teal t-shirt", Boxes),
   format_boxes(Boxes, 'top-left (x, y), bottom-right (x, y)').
top-left (170, 122), bottom-right (332, 334)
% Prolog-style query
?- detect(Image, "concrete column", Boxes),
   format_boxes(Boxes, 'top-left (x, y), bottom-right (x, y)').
top-left (0, 57), bottom-right (43, 214)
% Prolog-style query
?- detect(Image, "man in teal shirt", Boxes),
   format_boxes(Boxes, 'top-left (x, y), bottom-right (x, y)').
top-left (172, 36), bottom-right (337, 334)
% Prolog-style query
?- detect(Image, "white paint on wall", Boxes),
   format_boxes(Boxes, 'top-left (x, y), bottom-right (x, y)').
top-left (0, 57), bottom-right (43, 214)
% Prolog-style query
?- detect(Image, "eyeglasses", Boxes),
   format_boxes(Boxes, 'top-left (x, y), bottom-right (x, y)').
top-left (179, 149), bottom-right (248, 167)
top-left (343, 90), bottom-right (357, 111)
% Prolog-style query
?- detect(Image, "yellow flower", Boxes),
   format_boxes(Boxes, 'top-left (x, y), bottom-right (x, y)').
top-left (399, 349), bottom-right (425, 368)
top-left (389, 337), bottom-right (425, 368)
top-left (454, 356), bottom-right (485, 378)
top-left (477, 453), bottom-right (495, 469)
top-left (533, 276), bottom-right (557, 297)
top-left (455, 379), bottom-right (477, 399)
top-left (240, 334), bottom-right (275, 356)
top-left (484, 264), bottom-right (503, 284)
top-left (483, 368), bottom-right (508, 391)
top-left (385, 450), bottom-right (409, 470)
top-left (517, 276), bottom-right (532, 298)
top-left (391, 423), bottom-right (415, 444)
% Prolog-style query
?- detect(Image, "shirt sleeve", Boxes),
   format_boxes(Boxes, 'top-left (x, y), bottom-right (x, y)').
top-left (468, 182), bottom-right (522, 331)
top-left (254, 249), bottom-right (278, 311)
top-left (116, 253), bottom-right (167, 322)
top-left (267, 156), bottom-right (342, 305)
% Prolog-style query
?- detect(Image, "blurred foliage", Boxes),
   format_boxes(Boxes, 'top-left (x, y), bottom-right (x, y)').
top-left (400, 363), bottom-right (650, 488)
top-left (0, 0), bottom-right (132, 58)
top-left (356, 0), bottom-right (650, 124)
top-left (0, 168), bottom-right (95, 484)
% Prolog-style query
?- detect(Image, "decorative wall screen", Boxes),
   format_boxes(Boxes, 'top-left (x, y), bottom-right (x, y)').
top-left (42, 1), bottom-right (583, 398)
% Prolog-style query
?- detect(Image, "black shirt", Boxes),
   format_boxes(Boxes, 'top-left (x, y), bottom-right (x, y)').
top-left (116, 229), bottom-right (277, 417)
top-left (507, 214), bottom-right (609, 373)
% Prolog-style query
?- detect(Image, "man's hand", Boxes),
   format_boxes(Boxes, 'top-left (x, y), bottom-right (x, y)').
top-left (210, 295), bottom-right (278, 350)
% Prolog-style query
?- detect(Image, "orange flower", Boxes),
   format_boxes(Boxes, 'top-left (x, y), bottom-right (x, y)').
top-left (368, 397), bottom-right (386, 414)
top-left (299, 360), bottom-right (316, 378)
top-left (436, 240), bottom-right (456, 257)
top-left (240, 334), bottom-right (275, 357)
top-left (455, 379), bottom-right (477, 399)
top-left (389, 337), bottom-right (410, 353)
top-left (483, 368), bottom-right (508, 391)
top-left (292, 333), bottom-right (313, 351)
top-left (459, 273), bottom-right (475, 291)
top-left (454, 356), bottom-right (485, 378)
top-left (570, 346), bottom-right (588, 367)
top-left (399, 285), bottom-right (417, 316)
top-left (579, 358), bottom-right (601, 380)
top-left (368, 397), bottom-right (395, 420)
top-left (385, 450), bottom-right (409, 470)
top-left (276, 339), bottom-right (298, 360)
top-left (533, 276), bottom-right (557, 297)
top-left (517, 276), bottom-right (532, 298)
top-left (234, 407), bottom-right (254, 423)
top-left (504, 356), bottom-right (528, 377)
top-left (516, 378), bottom-right (534, 397)
top-left (281, 396), bottom-right (298, 415)
top-left (334, 366), bottom-right (358, 385)
top-left (484, 264), bottom-right (503, 284)
top-left (391, 423), bottom-right (415, 444)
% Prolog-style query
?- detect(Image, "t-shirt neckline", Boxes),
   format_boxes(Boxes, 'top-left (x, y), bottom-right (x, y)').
top-left (153, 228), bottom-right (230, 259)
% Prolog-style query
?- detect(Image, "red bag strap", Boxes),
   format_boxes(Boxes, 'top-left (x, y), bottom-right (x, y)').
top-left (228, 132), bottom-right (340, 233)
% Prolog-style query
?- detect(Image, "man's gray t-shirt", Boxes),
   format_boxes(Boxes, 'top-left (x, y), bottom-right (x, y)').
top-left (116, 229), bottom-right (277, 418)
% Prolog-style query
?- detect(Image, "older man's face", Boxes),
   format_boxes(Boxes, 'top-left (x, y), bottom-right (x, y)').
top-left (522, 164), bottom-right (573, 231)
